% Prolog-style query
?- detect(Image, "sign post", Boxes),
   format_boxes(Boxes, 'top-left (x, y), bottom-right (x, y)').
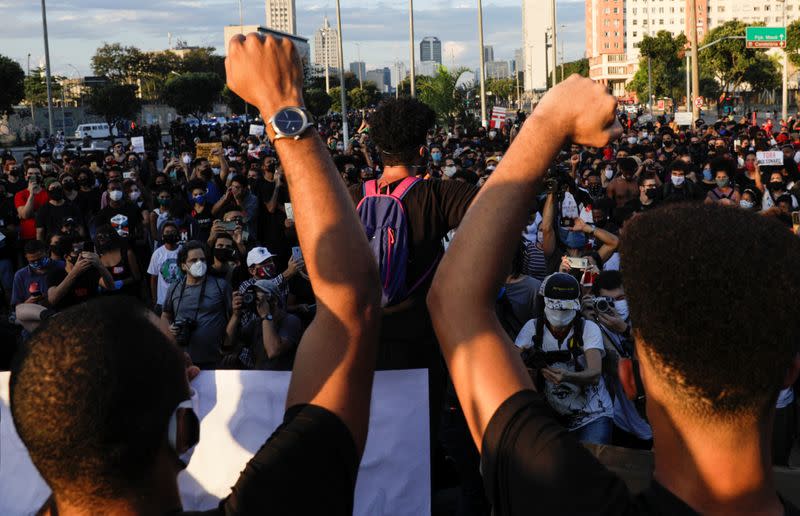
top-left (746, 27), bottom-right (787, 48)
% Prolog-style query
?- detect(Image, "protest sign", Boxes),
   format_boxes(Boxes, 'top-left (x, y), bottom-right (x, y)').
top-left (249, 124), bottom-right (265, 137)
top-left (195, 142), bottom-right (223, 167)
top-left (674, 112), bottom-right (692, 126)
top-left (756, 151), bottom-right (784, 166)
top-left (490, 107), bottom-right (507, 129)
top-left (130, 136), bottom-right (145, 153)
top-left (0, 369), bottom-right (431, 516)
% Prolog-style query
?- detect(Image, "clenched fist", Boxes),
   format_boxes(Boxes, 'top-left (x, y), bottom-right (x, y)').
top-left (532, 75), bottom-right (623, 148)
top-left (225, 33), bottom-right (305, 120)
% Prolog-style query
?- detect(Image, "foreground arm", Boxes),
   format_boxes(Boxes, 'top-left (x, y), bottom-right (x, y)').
top-left (227, 33), bottom-right (381, 455)
top-left (427, 76), bottom-right (621, 450)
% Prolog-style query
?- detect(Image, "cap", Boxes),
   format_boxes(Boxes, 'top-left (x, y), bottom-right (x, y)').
top-left (43, 177), bottom-right (58, 189)
top-left (253, 279), bottom-right (281, 297)
top-left (246, 247), bottom-right (275, 267)
top-left (539, 273), bottom-right (581, 310)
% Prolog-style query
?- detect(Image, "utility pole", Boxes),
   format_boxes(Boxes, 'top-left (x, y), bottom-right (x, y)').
top-left (688, 0), bottom-right (700, 121)
top-left (647, 57), bottom-right (653, 114)
top-left (335, 0), bottom-right (349, 143)
top-left (41, 0), bottom-right (55, 136)
top-left (355, 42), bottom-right (363, 89)
top-left (545, 30), bottom-right (550, 90)
top-left (782, 0), bottom-right (788, 121)
top-left (685, 53), bottom-right (691, 112)
top-left (560, 24), bottom-right (567, 83)
top-left (550, 0), bottom-right (557, 88)
top-left (478, 0), bottom-right (488, 127)
top-left (408, 0), bottom-right (416, 97)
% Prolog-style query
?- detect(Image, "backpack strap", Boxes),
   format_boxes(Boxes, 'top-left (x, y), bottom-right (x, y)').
top-left (363, 179), bottom-right (379, 198)
top-left (388, 177), bottom-right (421, 200)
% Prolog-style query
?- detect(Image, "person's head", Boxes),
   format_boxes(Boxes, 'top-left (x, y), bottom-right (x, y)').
top-left (25, 166), bottom-right (43, 184)
top-left (60, 174), bottom-right (76, 193)
top-left (10, 298), bottom-right (194, 508)
top-left (261, 156), bottom-right (277, 179)
top-left (46, 180), bottom-right (64, 203)
top-left (620, 204), bottom-right (800, 428)
top-left (77, 169), bottom-right (93, 189)
top-left (222, 209), bottom-right (245, 226)
top-left (767, 171), bottom-right (787, 194)
top-left (177, 240), bottom-right (208, 279)
top-left (369, 98), bottom-right (436, 167)
top-left (246, 246), bottom-right (277, 279)
top-left (430, 145), bottom-right (443, 164)
top-left (95, 224), bottom-right (123, 254)
top-left (584, 172), bottom-right (604, 199)
top-left (48, 232), bottom-right (68, 260)
top-left (107, 179), bottom-right (124, 203)
top-left (590, 270), bottom-right (628, 321)
top-left (152, 173), bottom-right (169, 190)
top-left (188, 180), bottom-right (207, 206)
top-left (744, 152), bottom-right (757, 171)
top-left (155, 188), bottom-right (172, 209)
top-left (662, 134), bottom-right (674, 148)
top-left (3, 156), bottom-right (17, 173)
top-left (107, 168), bottom-right (122, 184)
top-left (591, 198), bottom-right (613, 226)
top-left (668, 160), bottom-right (689, 187)
top-left (638, 170), bottom-right (659, 200)
top-left (538, 273), bottom-right (581, 330)
top-left (776, 194), bottom-right (793, 214)
top-left (24, 239), bottom-right (49, 272)
top-left (228, 176), bottom-right (246, 199)
top-left (739, 188), bottom-right (758, 211)
top-left (161, 221), bottom-right (180, 248)
top-left (124, 180), bottom-right (141, 203)
top-left (253, 279), bottom-right (285, 314)
top-left (710, 157), bottom-right (734, 189)
top-left (209, 233), bottom-right (236, 265)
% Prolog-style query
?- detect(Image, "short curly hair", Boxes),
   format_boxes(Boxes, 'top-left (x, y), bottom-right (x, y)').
top-left (620, 203), bottom-right (800, 420)
top-left (369, 98), bottom-right (436, 166)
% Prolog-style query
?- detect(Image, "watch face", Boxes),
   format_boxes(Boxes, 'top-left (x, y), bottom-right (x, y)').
top-left (274, 109), bottom-right (305, 135)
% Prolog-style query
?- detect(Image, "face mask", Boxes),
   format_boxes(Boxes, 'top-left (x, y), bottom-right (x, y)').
top-left (62, 182), bottom-right (75, 192)
top-left (715, 177), bottom-right (729, 188)
top-left (605, 168), bottom-right (614, 180)
top-left (212, 167), bottom-right (221, 176)
top-left (615, 299), bottom-right (629, 321)
top-left (444, 166), bottom-right (457, 177)
top-left (745, 161), bottom-right (755, 172)
top-left (486, 165), bottom-right (496, 173)
top-left (248, 143), bottom-right (256, 151)
top-left (109, 190), bottom-right (124, 202)
top-left (247, 178), bottom-right (259, 188)
top-left (29, 257), bottom-right (50, 271)
top-left (671, 175), bottom-right (685, 186)
top-left (544, 307), bottom-right (576, 328)
top-left (702, 169), bottom-right (712, 181)
top-left (740, 199), bottom-right (754, 210)
top-left (189, 260), bottom-right (207, 278)
top-left (78, 177), bottom-right (91, 187)
top-left (213, 247), bottom-right (234, 262)
top-left (489, 130), bottom-right (497, 139)
top-left (663, 141), bottom-right (673, 148)
top-left (627, 137), bottom-right (638, 145)
top-left (162, 233), bottom-right (179, 245)
top-left (158, 198), bottom-right (170, 206)
top-left (768, 181), bottom-right (785, 192)
top-left (463, 159), bottom-right (474, 168)
top-left (645, 187), bottom-right (658, 200)
top-left (48, 189), bottom-right (64, 201)
top-left (182, 155), bottom-right (192, 165)
top-left (588, 184), bottom-right (604, 198)
top-left (168, 170), bottom-right (178, 180)
top-left (431, 152), bottom-right (442, 163)
top-left (129, 190), bottom-right (141, 201)
top-left (193, 194), bottom-right (206, 205)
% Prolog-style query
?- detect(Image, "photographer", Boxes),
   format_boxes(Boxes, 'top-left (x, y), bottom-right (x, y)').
top-left (160, 240), bottom-right (233, 369)
top-left (47, 235), bottom-right (116, 310)
top-left (583, 270), bottom-right (653, 450)
top-left (237, 246), bottom-right (302, 328)
top-left (227, 280), bottom-right (302, 370)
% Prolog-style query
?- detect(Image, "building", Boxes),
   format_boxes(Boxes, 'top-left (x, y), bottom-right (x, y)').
top-left (420, 36), bottom-right (442, 64)
top-left (265, 0), bottom-right (296, 35)
top-left (486, 60), bottom-right (511, 80)
top-left (223, 25), bottom-right (309, 62)
top-left (314, 17), bottom-right (341, 72)
top-left (391, 61), bottom-right (407, 87)
top-left (521, 0), bottom-right (555, 91)
top-left (350, 62), bottom-right (366, 83)
top-left (483, 45), bottom-right (495, 63)
top-left (418, 61), bottom-right (440, 77)
top-left (366, 69), bottom-right (390, 92)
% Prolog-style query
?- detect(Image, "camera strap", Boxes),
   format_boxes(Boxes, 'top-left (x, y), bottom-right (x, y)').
top-left (174, 276), bottom-right (208, 321)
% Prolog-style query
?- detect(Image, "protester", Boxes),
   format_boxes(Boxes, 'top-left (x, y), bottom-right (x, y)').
top-left (47, 234), bottom-right (115, 309)
top-left (147, 222), bottom-right (182, 312)
top-left (35, 179), bottom-right (84, 241)
top-left (10, 239), bottom-right (63, 307)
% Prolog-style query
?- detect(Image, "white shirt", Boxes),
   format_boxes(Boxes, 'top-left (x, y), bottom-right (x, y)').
top-left (147, 245), bottom-right (181, 305)
top-left (515, 318), bottom-right (614, 430)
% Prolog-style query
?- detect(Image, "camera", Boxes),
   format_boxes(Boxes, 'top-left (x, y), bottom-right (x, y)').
top-left (521, 347), bottom-right (573, 370)
top-left (588, 296), bottom-right (614, 314)
top-left (242, 285), bottom-right (258, 310)
top-left (173, 318), bottom-right (197, 347)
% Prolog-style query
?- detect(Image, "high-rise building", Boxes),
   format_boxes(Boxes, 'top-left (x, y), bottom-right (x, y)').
top-left (265, 0), bottom-right (296, 35)
top-left (486, 61), bottom-right (511, 80)
top-left (350, 62), bottom-right (366, 82)
top-left (314, 17), bottom-right (341, 71)
top-left (483, 45), bottom-right (495, 63)
top-left (391, 61), bottom-right (407, 87)
top-left (420, 36), bottom-right (442, 64)
top-left (521, 0), bottom-right (554, 91)
top-left (366, 69), bottom-right (391, 92)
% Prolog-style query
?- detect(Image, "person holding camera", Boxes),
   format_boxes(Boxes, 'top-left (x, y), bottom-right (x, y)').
top-left (47, 235), bottom-right (116, 310)
top-left (14, 166), bottom-right (50, 246)
top-left (226, 279), bottom-right (302, 370)
top-left (513, 272), bottom-right (614, 444)
top-left (237, 245), bottom-right (302, 328)
top-left (160, 240), bottom-right (233, 369)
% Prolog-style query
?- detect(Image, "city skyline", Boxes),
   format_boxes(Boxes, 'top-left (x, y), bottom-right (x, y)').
top-left (0, 0), bottom-right (587, 80)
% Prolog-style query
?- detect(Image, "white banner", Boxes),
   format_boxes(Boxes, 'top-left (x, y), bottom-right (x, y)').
top-left (0, 369), bottom-right (430, 515)
top-left (249, 124), bottom-right (265, 136)
top-left (674, 112), bottom-right (692, 126)
top-left (757, 150), bottom-right (784, 166)
top-left (130, 136), bottom-right (145, 153)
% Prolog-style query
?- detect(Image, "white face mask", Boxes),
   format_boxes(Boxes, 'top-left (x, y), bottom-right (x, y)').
top-left (444, 166), bottom-right (457, 177)
top-left (129, 190), bottom-right (141, 201)
top-left (212, 167), bottom-right (221, 176)
top-left (109, 190), bottom-right (124, 202)
top-left (248, 143), bottom-right (256, 151)
top-left (671, 175), bottom-right (685, 186)
top-left (740, 199), bottom-right (754, 210)
top-left (489, 130), bottom-right (497, 139)
top-left (182, 155), bottom-right (192, 165)
top-left (615, 299), bottom-right (629, 321)
top-left (544, 307), bottom-right (576, 328)
top-left (605, 168), bottom-right (614, 179)
top-left (189, 260), bottom-right (207, 278)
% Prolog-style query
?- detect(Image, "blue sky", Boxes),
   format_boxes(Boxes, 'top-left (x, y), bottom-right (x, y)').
top-left (0, 0), bottom-right (585, 78)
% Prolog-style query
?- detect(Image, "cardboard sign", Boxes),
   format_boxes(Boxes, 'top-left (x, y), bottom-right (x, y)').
top-left (130, 136), bottom-right (145, 153)
top-left (195, 142), bottom-right (223, 167)
top-left (0, 369), bottom-right (431, 516)
top-left (249, 124), bottom-right (265, 137)
top-left (757, 150), bottom-right (784, 166)
top-left (674, 112), bottom-right (693, 126)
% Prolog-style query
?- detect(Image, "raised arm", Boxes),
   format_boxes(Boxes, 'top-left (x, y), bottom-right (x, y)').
top-left (426, 76), bottom-right (621, 450)
top-left (226, 33), bottom-right (381, 455)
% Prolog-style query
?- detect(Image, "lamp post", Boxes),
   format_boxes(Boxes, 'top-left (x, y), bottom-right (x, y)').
top-left (408, 0), bottom-right (416, 97)
top-left (355, 42), bottom-right (363, 89)
top-left (782, 0), bottom-right (788, 121)
top-left (477, 0), bottom-right (488, 127)
top-left (335, 0), bottom-right (349, 143)
top-left (41, 0), bottom-right (55, 136)
top-left (550, 0), bottom-right (557, 87)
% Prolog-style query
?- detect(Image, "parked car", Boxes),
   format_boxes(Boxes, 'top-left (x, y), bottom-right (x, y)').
top-left (74, 123), bottom-right (118, 139)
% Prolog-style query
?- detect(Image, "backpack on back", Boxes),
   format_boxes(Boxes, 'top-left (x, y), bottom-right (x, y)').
top-left (357, 178), bottom-right (423, 307)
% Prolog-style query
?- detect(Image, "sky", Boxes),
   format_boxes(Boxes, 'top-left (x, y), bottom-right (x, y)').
top-left (0, 0), bottom-right (585, 80)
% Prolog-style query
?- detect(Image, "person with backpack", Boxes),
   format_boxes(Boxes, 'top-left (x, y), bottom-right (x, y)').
top-left (513, 272), bottom-right (614, 444)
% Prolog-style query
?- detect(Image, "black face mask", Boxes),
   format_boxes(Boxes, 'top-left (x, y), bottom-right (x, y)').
top-left (587, 184), bottom-right (604, 198)
top-left (768, 181), bottom-right (786, 192)
top-left (213, 247), bottom-right (234, 262)
top-left (48, 189), bottom-right (64, 201)
top-left (78, 177), bottom-right (92, 187)
top-left (645, 188), bottom-right (659, 200)
top-left (163, 233), bottom-right (179, 245)
top-left (247, 178), bottom-right (259, 189)
top-left (62, 182), bottom-right (75, 192)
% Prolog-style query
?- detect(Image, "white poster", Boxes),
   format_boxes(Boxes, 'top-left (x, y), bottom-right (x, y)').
top-left (130, 136), bottom-right (145, 153)
top-left (757, 150), bottom-right (784, 166)
top-left (249, 124), bottom-right (265, 137)
top-left (0, 369), bottom-right (430, 516)
top-left (674, 112), bottom-right (692, 126)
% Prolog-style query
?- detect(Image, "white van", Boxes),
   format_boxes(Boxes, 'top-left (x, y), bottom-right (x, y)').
top-left (74, 123), bottom-right (117, 139)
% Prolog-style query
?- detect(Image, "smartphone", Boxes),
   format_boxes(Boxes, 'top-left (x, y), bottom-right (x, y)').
top-left (219, 220), bottom-right (238, 232)
top-left (792, 211), bottom-right (800, 234)
top-left (291, 246), bottom-right (303, 263)
top-left (284, 203), bottom-right (294, 221)
top-left (123, 172), bottom-right (133, 180)
top-left (560, 217), bottom-right (575, 228)
top-left (566, 257), bottom-right (589, 269)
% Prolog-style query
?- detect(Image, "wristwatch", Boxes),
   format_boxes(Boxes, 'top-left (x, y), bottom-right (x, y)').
top-left (262, 314), bottom-right (273, 322)
top-left (268, 107), bottom-right (315, 141)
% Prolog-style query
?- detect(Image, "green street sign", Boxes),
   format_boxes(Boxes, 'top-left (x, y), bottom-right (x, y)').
top-left (746, 27), bottom-right (787, 48)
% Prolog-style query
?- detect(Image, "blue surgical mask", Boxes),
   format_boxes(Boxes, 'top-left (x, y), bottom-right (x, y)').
top-left (702, 168), bottom-right (712, 181)
top-left (559, 227), bottom-right (587, 250)
top-left (193, 194), bottom-right (206, 205)
top-left (431, 152), bottom-right (442, 163)
top-left (29, 257), bottom-right (50, 271)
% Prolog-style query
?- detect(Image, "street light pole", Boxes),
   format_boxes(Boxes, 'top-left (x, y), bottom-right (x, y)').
top-left (688, 0), bottom-right (700, 121)
top-left (356, 43), bottom-right (363, 89)
top-left (550, 0), bottom-right (557, 88)
top-left (647, 57), bottom-right (653, 114)
top-left (477, 0), bottom-right (488, 127)
top-left (544, 30), bottom-right (550, 90)
top-left (560, 24), bottom-right (567, 83)
top-left (782, 0), bottom-right (788, 121)
top-left (408, 0), bottom-right (416, 97)
top-left (335, 0), bottom-right (349, 143)
top-left (41, 0), bottom-right (55, 136)
top-left (686, 53), bottom-right (691, 112)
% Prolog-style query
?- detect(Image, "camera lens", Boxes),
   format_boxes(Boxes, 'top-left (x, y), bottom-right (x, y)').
top-left (596, 299), bottom-right (610, 313)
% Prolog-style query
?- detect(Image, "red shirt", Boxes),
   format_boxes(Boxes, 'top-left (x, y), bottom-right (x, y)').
top-left (14, 189), bottom-right (50, 240)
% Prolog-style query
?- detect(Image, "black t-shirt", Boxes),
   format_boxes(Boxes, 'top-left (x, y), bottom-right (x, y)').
top-left (481, 390), bottom-right (800, 516)
top-left (190, 205), bottom-right (214, 243)
top-left (35, 201), bottom-right (83, 235)
top-left (95, 203), bottom-right (142, 240)
top-left (177, 404), bottom-right (358, 515)
top-left (76, 188), bottom-right (102, 218)
top-left (46, 266), bottom-right (101, 309)
top-left (4, 178), bottom-right (26, 196)
top-left (259, 180), bottom-right (290, 255)
top-left (349, 178), bottom-right (478, 293)
top-left (0, 197), bottom-right (20, 260)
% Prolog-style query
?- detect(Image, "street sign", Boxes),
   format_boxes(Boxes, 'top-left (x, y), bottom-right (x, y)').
top-left (694, 97), bottom-right (704, 108)
top-left (746, 27), bottom-right (787, 48)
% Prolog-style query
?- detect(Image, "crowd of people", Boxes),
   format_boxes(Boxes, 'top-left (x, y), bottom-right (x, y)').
top-left (3, 33), bottom-right (800, 516)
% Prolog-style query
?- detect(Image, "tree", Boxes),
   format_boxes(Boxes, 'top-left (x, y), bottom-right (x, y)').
top-left (86, 83), bottom-right (140, 136)
top-left (221, 85), bottom-right (257, 115)
top-left (0, 54), bottom-right (24, 115)
top-left (561, 58), bottom-right (589, 78)
top-left (699, 20), bottom-right (779, 95)
top-left (162, 72), bottom-right (224, 119)
top-left (178, 47), bottom-right (226, 78)
top-left (486, 77), bottom-right (516, 106)
top-left (91, 43), bottom-right (146, 84)
top-left (349, 83), bottom-right (382, 110)
top-left (24, 68), bottom-right (63, 107)
top-left (627, 31), bottom-right (688, 103)
top-left (418, 66), bottom-right (471, 125)
top-left (305, 88), bottom-right (333, 117)
top-left (328, 87), bottom-right (350, 113)
top-left (786, 19), bottom-right (800, 68)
